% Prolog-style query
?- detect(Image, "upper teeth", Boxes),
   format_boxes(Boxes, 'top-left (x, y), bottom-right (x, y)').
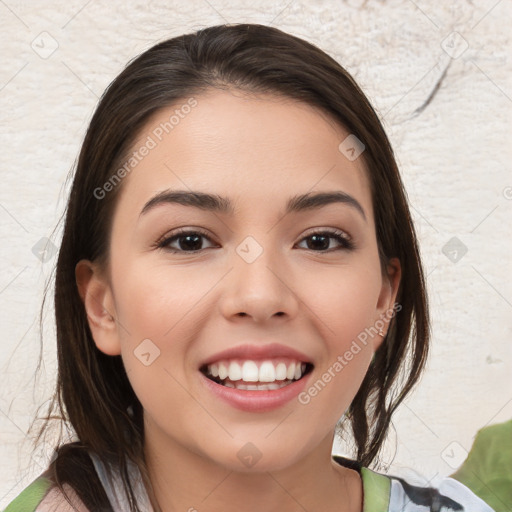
top-left (205, 360), bottom-right (307, 383)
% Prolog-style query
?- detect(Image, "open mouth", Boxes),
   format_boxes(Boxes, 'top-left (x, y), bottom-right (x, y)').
top-left (200, 360), bottom-right (314, 391)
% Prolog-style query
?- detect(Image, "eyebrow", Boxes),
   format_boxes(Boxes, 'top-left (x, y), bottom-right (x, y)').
top-left (139, 189), bottom-right (367, 221)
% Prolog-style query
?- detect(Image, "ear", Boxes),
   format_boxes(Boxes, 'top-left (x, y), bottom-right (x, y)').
top-left (372, 257), bottom-right (401, 351)
top-left (75, 259), bottom-right (121, 356)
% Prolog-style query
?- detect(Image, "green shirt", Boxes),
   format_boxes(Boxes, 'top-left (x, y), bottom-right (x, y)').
top-left (3, 453), bottom-right (495, 511)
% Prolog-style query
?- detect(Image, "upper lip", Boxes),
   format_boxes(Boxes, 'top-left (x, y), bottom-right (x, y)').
top-left (199, 343), bottom-right (314, 368)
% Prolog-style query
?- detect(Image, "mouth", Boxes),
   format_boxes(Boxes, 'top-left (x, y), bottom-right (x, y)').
top-left (199, 359), bottom-right (314, 391)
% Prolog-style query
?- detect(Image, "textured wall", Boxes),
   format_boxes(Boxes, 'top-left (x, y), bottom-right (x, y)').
top-left (1, 0), bottom-right (511, 506)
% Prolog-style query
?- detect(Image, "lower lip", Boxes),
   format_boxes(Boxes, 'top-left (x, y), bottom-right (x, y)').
top-left (199, 371), bottom-right (312, 413)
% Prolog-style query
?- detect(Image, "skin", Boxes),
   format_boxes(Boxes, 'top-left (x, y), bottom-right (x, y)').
top-left (76, 89), bottom-right (401, 512)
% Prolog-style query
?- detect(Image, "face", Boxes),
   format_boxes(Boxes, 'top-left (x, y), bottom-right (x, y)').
top-left (77, 89), bottom-right (400, 473)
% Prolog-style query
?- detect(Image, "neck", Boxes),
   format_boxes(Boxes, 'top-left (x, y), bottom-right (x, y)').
top-left (143, 425), bottom-right (363, 512)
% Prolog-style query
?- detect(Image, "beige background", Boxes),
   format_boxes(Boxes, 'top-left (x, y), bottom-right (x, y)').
top-left (1, 0), bottom-right (511, 506)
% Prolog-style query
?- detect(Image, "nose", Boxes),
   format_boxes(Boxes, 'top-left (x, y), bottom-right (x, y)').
top-left (218, 242), bottom-right (300, 324)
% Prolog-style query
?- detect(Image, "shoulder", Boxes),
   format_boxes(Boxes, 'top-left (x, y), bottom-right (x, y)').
top-left (361, 466), bottom-right (497, 512)
top-left (2, 474), bottom-right (89, 512)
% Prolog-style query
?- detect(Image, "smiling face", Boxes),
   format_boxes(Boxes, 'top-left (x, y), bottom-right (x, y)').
top-left (76, 89), bottom-right (400, 474)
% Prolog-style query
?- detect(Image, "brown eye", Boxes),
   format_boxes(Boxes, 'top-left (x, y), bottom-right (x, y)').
top-left (297, 230), bottom-right (354, 252)
top-left (157, 229), bottom-right (217, 253)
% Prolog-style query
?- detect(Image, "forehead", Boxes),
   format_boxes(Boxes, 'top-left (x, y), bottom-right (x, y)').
top-left (114, 89), bottom-right (372, 221)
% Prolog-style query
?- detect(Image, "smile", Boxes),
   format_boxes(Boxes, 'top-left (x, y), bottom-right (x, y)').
top-left (199, 357), bottom-right (315, 411)
top-left (200, 358), bottom-right (314, 390)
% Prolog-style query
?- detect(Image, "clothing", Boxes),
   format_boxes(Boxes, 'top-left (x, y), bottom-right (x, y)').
top-left (3, 452), bottom-right (496, 511)
top-left (450, 419), bottom-right (512, 511)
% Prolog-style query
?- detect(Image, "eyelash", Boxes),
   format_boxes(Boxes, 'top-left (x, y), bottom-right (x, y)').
top-left (154, 227), bottom-right (355, 254)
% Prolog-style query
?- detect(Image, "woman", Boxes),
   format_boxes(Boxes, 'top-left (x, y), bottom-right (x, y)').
top-left (4, 23), bottom-right (494, 512)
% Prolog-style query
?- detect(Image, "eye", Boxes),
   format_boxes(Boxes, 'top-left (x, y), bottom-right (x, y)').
top-left (296, 229), bottom-right (354, 252)
top-left (156, 228), bottom-right (217, 253)
top-left (155, 228), bottom-right (354, 254)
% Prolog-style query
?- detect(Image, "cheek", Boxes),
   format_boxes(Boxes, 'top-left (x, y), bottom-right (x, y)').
top-left (113, 265), bottom-right (210, 423)
top-left (299, 260), bottom-right (382, 408)
top-left (301, 259), bottom-right (383, 341)
top-left (110, 262), bottom-right (212, 394)
top-left (298, 347), bottom-right (372, 430)
top-left (111, 260), bottom-right (215, 340)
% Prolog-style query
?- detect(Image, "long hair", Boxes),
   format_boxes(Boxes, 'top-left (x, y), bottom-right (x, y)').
top-left (36, 23), bottom-right (429, 511)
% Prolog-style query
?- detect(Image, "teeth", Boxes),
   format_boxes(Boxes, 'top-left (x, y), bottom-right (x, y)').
top-left (275, 363), bottom-right (287, 380)
top-left (241, 361), bottom-right (259, 382)
top-left (218, 362), bottom-right (229, 380)
top-left (286, 362), bottom-right (296, 380)
top-left (204, 359), bottom-right (309, 384)
top-left (224, 380), bottom-right (293, 390)
top-left (228, 361), bottom-right (242, 381)
top-left (259, 361), bottom-right (275, 382)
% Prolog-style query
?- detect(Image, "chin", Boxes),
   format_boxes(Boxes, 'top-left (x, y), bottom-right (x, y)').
top-left (206, 443), bottom-right (304, 474)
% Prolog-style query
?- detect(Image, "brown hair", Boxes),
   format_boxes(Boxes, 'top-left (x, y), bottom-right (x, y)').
top-left (36, 23), bottom-right (429, 511)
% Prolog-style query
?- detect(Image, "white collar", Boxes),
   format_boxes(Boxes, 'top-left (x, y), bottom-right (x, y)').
top-left (89, 451), bottom-right (153, 511)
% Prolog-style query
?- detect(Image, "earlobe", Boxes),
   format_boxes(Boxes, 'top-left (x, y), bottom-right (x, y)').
top-left (75, 259), bottom-right (122, 356)
top-left (373, 257), bottom-right (401, 351)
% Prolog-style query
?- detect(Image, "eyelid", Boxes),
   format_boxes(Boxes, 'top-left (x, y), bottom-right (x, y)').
top-left (153, 226), bottom-right (355, 253)
top-left (296, 227), bottom-right (354, 251)
top-left (300, 226), bottom-right (352, 241)
top-left (153, 227), bottom-right (217, 251)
